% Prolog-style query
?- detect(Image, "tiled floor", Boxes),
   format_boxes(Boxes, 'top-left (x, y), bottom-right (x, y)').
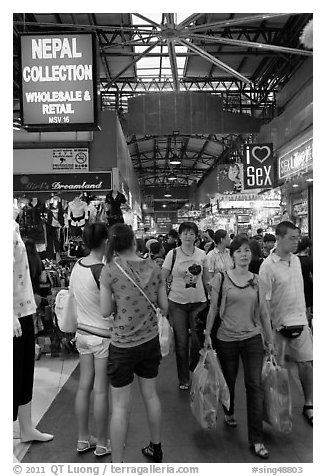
top-left (19, 352), bottom-right (313, 464)
top-left (13, 353), bottom-right (79, 461)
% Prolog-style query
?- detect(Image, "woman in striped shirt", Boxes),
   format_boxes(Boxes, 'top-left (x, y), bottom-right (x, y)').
top-left (206, 229), bottom-right (233, 279)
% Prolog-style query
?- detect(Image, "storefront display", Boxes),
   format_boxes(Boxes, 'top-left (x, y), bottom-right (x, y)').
top-left (277, 132), bottom-right (313, 236)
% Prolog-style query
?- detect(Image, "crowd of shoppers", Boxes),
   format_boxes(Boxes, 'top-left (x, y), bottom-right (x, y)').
top-left (14, 217), bottom-right (313, 462)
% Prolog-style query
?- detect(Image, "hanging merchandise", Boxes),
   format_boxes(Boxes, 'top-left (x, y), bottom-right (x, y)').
top-left (68, 195), bottom-right (89, 236)
top-left (105, 187), bottom-right (127, 227)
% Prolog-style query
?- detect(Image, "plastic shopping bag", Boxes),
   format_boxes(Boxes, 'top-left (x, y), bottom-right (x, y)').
top-left (190, 348), bottom-right (230, 429)
top-left (157, 309), bottom-right (174, 357)
top-left (55, 289), bottom-right (78, 333)
top-left (205, 348), bottom-right (230, 411)
top-left (262, 354), bottom-right (292, 433)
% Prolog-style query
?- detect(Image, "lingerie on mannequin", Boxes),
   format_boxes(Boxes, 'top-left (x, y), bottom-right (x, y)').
top-left (68, 195), bottom-right (89, 229)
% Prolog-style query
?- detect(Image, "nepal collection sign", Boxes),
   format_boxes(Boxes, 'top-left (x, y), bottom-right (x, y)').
top-left (19, 33), bottom-right (98, 130)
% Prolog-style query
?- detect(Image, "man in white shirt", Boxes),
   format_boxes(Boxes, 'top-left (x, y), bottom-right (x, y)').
top-left (259, 221), bottom-right (313, 426)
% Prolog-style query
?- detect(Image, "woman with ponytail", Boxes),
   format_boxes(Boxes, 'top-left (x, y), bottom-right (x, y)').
top-left (100, 224), bottom-right (168, 464)
top-left (69, 222), bottom-right (112, 457)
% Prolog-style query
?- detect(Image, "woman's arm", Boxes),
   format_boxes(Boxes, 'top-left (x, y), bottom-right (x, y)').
top-left (100, 283), bottom-right (114, 318)
top-left (161, 267), bottom-right (170, 282)
top-left (203, 275), bottom-right (221, 347)
top-left (258, 277), bottom-right (274, 352)
top-left (158, 284), bottom-right (168, 315)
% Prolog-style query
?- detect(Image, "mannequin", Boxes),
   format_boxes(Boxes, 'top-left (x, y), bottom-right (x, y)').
top-left (45, 196), bottom-right (65, 261)
top-left (21, 198), bottom-right (47, 253)
top-left (13, 204), bottom-right (53, 444)
top-left (105, 184), bottom-right (126, 227)
top-left (68, 195), bottom-right (89, 236)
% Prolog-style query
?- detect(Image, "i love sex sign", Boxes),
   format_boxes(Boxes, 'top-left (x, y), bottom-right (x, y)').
top-left (243, 143), bottom-right (274, 190)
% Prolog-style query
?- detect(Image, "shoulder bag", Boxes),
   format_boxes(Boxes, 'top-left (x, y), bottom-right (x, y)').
top-left (114, 260), bottom-right (173, 357)
top-left (166, 247), bottom-right (177, 295)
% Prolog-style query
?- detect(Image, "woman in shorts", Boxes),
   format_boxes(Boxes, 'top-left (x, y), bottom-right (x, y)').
top-left (100, 224), bottom-right (168, 463)
top-left (69, 222), bottom-right (112, 457)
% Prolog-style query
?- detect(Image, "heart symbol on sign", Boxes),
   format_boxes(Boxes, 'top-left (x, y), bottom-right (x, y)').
top-left (252, 146), bottom-right (271, 163)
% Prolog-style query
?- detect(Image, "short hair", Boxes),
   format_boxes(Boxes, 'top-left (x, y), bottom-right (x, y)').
top-left (229, 234), bottom-right (251, 257)
top-left (168, 229), bottom-right (179, 239)
top-left (214, 229), bottom-right (227, 245)
top-left (257, 228), bottom-right (263, 235)
top-left (82, 223), bottom-right (109, 250)
top-left (230, 233), bottom-right (235, 240)
top-left (296, 237), bottom-right (312, 253)
top-left (150, 241), bottom-right (162, 255)
top-left (178, 221), bottom-right (198, 236)
top-left (263, 233), bottom-right (276, 243)
top-left (106, 223), bottom-right (134, 261)
top-left (249, 238), bottom-right (263, 259)
top-left (275, 221), bottom-right (298, 238)
top-left (205, 229), bottom-right (214, 239)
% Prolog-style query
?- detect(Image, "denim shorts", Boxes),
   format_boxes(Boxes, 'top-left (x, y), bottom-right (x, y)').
top-left (107, 335), bottom-right (162, 388)
top-left (75, 332), bottom-right (110, 359)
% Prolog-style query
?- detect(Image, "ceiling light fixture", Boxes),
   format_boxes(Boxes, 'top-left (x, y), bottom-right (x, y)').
top-left (292, 184), bottom-right (299, 188)
top-left (169, 157), bottom-right (181, 165)
top-left (306, 178), bottom-right (313, 182)
top-left (164, 191), bottom-right (172, 197)
top-left (168, 174), bottom-right (177, 181)
top-left (162, 204), bottom-right (167, 208)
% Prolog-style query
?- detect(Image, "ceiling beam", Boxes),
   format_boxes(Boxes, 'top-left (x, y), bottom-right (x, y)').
top-left (177, 13), bottom-right (203, 30)
top-left (185, 13), bottom-right (290, 32)
top-left (132, 13), bottom-right (163, 29)
top-left (167, 40), bottom-right (180, 91)
top-left (186, 32), bottom-right (313, 56)
top-left (177, 38), bottom-right (252, 84)
top-left (105, 40), bottom-right (160, 88)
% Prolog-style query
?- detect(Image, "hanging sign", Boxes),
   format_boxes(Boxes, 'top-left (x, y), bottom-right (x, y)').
top-left (243, 144), bottom-right (274, 190)
top-left (19, 33), bottom-right (98, 131)
top-left (13, 172), bottom-right (112, 192)
top-left (278, 139), bottom-right (313, 181)
top-left (52, 148), bottom-right (89, 170)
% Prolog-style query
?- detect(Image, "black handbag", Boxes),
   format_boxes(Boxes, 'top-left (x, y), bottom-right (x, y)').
top-left (279, 325), bottom-right (304, 339)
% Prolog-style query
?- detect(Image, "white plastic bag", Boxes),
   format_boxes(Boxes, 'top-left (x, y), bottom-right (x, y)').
top-left (55, 289), bottom-right (78, 333)
top-left (262, 355), bottom-right (292, 433)
top-left (157, 309), bottom-right (174, 357)
top-left (190, 348), bottom-right (230, 429)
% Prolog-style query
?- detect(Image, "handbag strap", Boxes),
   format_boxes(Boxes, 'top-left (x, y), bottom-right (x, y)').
top-left (114, 260), bottom-right (157, 313)
top-left (169, 248), bottom-right (177, 276)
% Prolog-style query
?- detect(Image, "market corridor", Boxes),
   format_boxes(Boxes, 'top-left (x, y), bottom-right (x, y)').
top-left (18, 352), bottom-right (312, 464)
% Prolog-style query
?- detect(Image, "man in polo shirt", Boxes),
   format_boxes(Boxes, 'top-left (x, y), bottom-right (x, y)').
top-left (259, 221), bottom-right (313, 426)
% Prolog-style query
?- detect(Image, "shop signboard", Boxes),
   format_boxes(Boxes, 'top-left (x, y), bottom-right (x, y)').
top-left (52, 148), bottom-right (89, 171)
top-left (13, 172), bottom-right (112, 192)
top-left (19, 33), bottom-right (98, 131)
top-left (243, 144), bottom-right (274, 190)
top-left (278, 139), bottom-right (313, 181)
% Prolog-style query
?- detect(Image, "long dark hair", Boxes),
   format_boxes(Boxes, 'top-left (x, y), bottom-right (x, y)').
top-left (105, 224), bottom-right (135, 262)
top-left (82, 222), bottom-right (109, 250)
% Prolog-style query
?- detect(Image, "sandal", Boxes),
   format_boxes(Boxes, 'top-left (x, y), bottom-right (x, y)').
top-left (94, 439), bottom-right (112, 457)
top-left (250, 443), bottom-right (269, 459)
top-left (224, 415), bottom-right (237, 427)
top-left (302, 405), bottom-right (313, 426)
top-left (179, 383), bottom-right (190, 391)
top-left (142, 442), bottom-right (163, 463)
top-left (77, 435), bottom-right (97, 453)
